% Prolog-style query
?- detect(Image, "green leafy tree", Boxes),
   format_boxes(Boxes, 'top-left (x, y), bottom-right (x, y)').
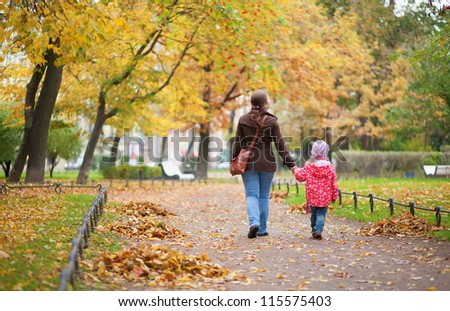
top-left (385, 4), bottom-right (449, 151)
top-left (0, 110), bottom-right (22, 178)
top-left (46, 122), bottom-right (82, 178)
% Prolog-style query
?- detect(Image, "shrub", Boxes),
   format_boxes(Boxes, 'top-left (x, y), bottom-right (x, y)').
top-left (100, 163), bottom-right (162, 179)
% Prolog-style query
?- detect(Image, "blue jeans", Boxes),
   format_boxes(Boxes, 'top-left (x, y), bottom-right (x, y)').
top-left (310, 206), bottom-right (328, 233)
top-left (242, 168), bottom-right (275, 234)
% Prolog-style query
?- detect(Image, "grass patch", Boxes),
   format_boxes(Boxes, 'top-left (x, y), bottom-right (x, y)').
top-left (0, 191), bottom-right (97, 290)
top-left (284, 178), bottom-right (450, 240)
top-left (0, 189), bottom-right (123, 290)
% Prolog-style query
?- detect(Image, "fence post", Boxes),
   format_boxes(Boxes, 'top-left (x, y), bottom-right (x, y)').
top-left (286, 182), bottom-right (290, 194)
top-left (59, 269), bottom-right (68, 291)
top-left (353, 191), bottom-right (357, 208)
top-left (389, 198), bottom-right (394, 216)
top-left (338, 189), bottom-right (342, 205)
top-left (409, 202), bottom-right (415, 217)
top-left (84, 214), bottom-right (91, 237)
top-left (278, 179), bottom-right (281, 191)
top-left (369, 194), bottom-right (374, 213)
top-left (82, 219), bottom-right (89, 248)
top-left (272, 182), bottom-right (275, 191)
top-left (435, 206), bottom-right (442, 226)
top-left (296, 182), bottom-right (299, 195)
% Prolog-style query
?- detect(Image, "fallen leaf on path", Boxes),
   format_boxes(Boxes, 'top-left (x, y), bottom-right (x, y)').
top-left (287, 202), bottom-right (307, 214)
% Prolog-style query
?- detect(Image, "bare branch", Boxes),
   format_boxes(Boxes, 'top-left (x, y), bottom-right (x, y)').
top-left (151, 16), bottom-right (206, 96)
top-left (140, 29), bottom-right (163, 57)
top-left (104, 108), bottom-right (119, 120)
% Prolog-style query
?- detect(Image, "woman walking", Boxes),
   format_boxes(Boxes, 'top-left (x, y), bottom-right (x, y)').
top-left (232, 90), bottom-right (296, 238)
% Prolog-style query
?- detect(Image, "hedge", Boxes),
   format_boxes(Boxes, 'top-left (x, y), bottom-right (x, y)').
top-left (332, 151), bottom-right (446, 178)
top-left (100, 164), bottom-right (162, 180)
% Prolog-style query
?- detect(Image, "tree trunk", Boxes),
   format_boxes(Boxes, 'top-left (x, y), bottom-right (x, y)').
top-left (76, 99), bottom-right (117, 184)
top-left (25, 44), bottom-right (63, 183)
top-left (324, 126), bottom-right (333, 160)
top-left (227, 110), bottom-right (236, 162)
top-left (160, 136), bottom-right (168, 162)
top-left (7, 64), bottom-right (45, 182)
top-left (361, 134), bottom-right (372, 151)
top-left (49, 164), bottom-right (54, 178)
top-left (373, 137), bottom-right (381, 151)
top-left (48, 155), bottom-right (59, 178)
top-left (1, 161), bottom-right (11, 178)
top-left (77, 116), bottom-right (105, 184)
top-left (196, 122), bottom-right (210, 178)
top-left (110, 136), bottom-right (121, 165)
top-left (195, 83), bottom-right (211, 178)
top-left (77, 103), bottom-right (104, 184)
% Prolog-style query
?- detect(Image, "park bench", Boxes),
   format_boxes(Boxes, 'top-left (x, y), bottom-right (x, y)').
top-left (422, 165), bottom-right (450, 178)
top-left (160, 161), bottom-right (195, 180)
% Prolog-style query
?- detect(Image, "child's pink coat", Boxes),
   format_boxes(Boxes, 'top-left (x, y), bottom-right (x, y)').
top-left (294, 161), bottom-right (338, 207)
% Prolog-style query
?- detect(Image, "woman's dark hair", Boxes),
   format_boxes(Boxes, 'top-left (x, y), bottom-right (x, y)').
top-left (250, 90), bottom-right (268, 129)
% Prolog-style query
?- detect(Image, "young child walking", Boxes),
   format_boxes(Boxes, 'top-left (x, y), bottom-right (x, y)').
top-left (291, 140), bottom-right (338, 240)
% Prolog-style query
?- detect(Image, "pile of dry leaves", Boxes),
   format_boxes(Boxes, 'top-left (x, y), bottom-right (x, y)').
top-left (270, 191), bottom-right (289, 202)
top-left (114, 201), bottom-right (175, 217)
top-left (83, 244), bottom-right (243, 288)
top-left (358, 213), bottom-right (437, 238)
top-left (106, 201), bottom-right (182, 240)
top-left (287, 202), bottom-right (308, 214)
top-left (107, 219), bottom-right (182, 240)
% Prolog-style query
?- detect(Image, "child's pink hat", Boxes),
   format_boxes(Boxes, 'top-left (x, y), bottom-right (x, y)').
top-left (311, 140), bottom-right (329, 158)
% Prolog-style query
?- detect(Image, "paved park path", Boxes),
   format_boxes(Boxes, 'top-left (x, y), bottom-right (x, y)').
top-left (109, 182), bottom-right (450, 291)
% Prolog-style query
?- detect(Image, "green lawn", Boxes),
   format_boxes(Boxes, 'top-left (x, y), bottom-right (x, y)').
top-left (285, 178), bottom-right (450, 240)
top-left (0, 189), bottom-right (120, 290)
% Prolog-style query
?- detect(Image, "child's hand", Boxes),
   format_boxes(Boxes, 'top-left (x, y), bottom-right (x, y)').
top-left (290, 166), bottom-right (299, 173)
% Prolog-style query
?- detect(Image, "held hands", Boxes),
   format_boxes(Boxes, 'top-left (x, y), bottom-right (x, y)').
top-left (290, 165), bottom-right (299, 174)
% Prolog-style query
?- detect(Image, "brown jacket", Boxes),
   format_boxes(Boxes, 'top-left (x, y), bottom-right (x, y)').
top-left (232, 110), bottom-right (295, 172)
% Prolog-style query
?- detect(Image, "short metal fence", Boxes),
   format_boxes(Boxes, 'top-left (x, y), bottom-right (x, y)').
top-left (269, 178), bottom-right (448, 227)
top-left (338, 190), bottom-right (448, 226)
top-left (0, 181), bottom-right (103, 194)
top-left (58, 185), bottom-right (107, 290)
top-left (0, 182), bottom-right (107, 290)
top-left (88, 177), bottom-right (208, 188)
